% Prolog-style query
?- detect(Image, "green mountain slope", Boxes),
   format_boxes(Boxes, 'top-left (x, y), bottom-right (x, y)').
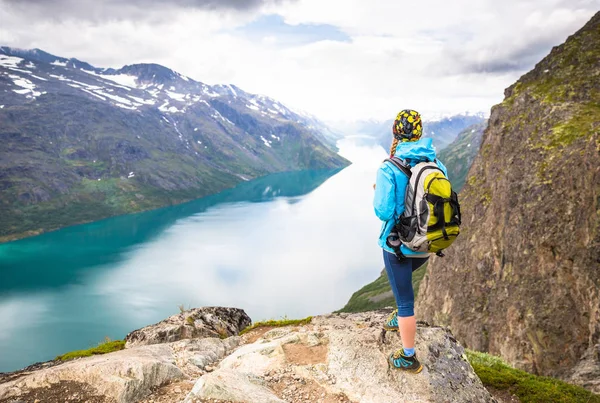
top-left (0, 49), bottom-right (349, 242)
top-left (438, 121), bottom-right (487, 193)
top-left (336, 263), bottom-right (427, 314)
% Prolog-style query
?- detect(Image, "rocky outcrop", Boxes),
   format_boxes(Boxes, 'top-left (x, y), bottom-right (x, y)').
top-left (416, 11), bottom-right (600, 391)
top-left (125, 307), bottom-right (251, 347)
top-left (186, 311), bottom-right (494, 403)
top-left (567, 342), bottom-right (600, 394)
top-left (0, 310), bottom-right (493, 403)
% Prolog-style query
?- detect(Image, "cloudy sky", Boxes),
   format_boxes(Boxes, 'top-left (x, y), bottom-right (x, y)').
top-left (0, 0), bottom-right (597, 121)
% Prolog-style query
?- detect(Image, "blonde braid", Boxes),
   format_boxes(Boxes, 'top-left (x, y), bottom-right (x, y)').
top-left (389, 138), bottom-right (399, 157)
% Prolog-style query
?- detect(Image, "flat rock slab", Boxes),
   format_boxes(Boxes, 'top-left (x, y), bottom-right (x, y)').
top-left (0, 337), bottom-right (241, 403)
top-left (186, 311), bottom-right (496, 403)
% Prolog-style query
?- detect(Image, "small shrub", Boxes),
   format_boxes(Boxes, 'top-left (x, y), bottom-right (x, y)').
top-left (186, 316), bottom-right (195, 326)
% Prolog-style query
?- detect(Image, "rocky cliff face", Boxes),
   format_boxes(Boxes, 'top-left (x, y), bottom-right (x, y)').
top-left (416, 12), bottom-right (600, 392)
top-left (0, 48), bottom-right (349, 242)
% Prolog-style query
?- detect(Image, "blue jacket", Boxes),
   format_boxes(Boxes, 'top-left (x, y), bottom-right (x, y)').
top-left (373, 138), bottom-right (448, 256)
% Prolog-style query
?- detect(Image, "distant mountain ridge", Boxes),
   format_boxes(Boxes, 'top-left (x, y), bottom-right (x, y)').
top-left (0, 47), bottom-right (349, 242)
top-left (359, 112), bottom-right (486, 152)
top-left (0, 46), bottom-right (338, 144)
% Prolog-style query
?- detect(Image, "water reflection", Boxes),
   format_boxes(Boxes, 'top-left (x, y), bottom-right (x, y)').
top-left (0, 136), bottom-right (388, 372)
top-left (0, 169), bottom-right (340, 294)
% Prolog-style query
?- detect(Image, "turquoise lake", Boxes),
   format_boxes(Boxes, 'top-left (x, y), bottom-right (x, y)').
top-left (0, 136), bottom-right (388, 372)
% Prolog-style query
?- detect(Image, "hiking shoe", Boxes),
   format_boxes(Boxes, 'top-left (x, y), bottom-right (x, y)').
top-left (388, 349), bottom-right (423, 373)
top-left (383, 309), bottom-right (399, 331)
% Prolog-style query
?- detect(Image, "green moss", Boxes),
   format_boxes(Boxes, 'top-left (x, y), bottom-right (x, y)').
top-left (502, 82), bottom-right (523, 106)
top-left (466, 350), bottom-right (600, 403)
top-left (549, 102), bottom-right (600, 149)
top-left (239, 316), bottom-right (313, 336)
top-left (466, 175), bottom-right (481, 188)
top-left (482, 191), bottom-right (492, 206)
top-left (55, 339), bottom-right (125, 361)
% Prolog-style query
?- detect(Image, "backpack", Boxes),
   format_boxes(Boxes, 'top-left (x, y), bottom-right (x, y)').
top-left (384, 156), bottom-right (461, 258)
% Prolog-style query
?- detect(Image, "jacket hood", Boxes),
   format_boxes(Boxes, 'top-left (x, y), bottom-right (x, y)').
top-left (394, 138), bottom-right (437, 162)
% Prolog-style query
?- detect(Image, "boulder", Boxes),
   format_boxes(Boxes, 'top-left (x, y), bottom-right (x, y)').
top-left (186, 370), bottom-right (285, 403)
top-left (125, 306), bottom-right (251, 347)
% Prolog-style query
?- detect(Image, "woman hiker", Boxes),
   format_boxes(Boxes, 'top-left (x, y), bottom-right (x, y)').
top-left (373, 109), bottom-right (448, 373)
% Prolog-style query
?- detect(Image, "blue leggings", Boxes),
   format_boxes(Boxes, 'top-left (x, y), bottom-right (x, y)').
top-left (383, 250), bottom-right (428, 317)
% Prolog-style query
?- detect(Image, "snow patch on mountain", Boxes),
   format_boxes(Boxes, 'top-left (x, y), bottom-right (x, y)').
top-left (128, 95), bottom-right (155, 105)
top-left (0, 55), bottom-right (24, 68)
top-left (29, 74), bottom-right (48, 81)
top-left (166, 90), bottom-right (186, 102)
top-left (83, 70), bottom-right (138, 89)
top-left (228, 85), bottom-right (237, 97)
top-left (260, 136), bottom-right (272, 148)
top-left (81, 88), bottom-right (107, 101)
top-left (158, 100), bottom-right (182, 113)
top-left (211, 110), bottom-right (235, 126)
top-left (95, 91), bottom-right (133, 106)
top-left (115, 103), bottom-right (137, 110)
top-left (202, 86), bottom-right (219, 97)
top-left (9, 74), bottom-right (41, 97)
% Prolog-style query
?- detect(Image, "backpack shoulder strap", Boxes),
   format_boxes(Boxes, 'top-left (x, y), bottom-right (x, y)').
top-left (384, 156), bottom-right (412, 178)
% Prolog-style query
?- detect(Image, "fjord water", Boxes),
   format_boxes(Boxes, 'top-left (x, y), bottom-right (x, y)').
top-left (0, 136), bottom-right (387, 372)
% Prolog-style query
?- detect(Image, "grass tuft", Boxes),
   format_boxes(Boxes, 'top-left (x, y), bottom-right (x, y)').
top-left (466, 350), bottom-right (600, 403)
top-left (239, 316), bottom-right (313, 336)
top-left (55, 338), bottom-right (126, 361)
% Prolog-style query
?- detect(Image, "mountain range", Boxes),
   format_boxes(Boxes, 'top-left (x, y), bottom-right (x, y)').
top-left (358, 112), bottom-right (486, 152)
top-left (0, 47), bottom-right (349, 242)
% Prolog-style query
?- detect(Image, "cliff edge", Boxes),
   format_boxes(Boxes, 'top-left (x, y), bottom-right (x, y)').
top-left (0, 308), bottom-right (493, 403)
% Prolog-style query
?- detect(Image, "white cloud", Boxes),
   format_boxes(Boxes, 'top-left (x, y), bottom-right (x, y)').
top-left (0, 0), bottom-right (597, 121)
